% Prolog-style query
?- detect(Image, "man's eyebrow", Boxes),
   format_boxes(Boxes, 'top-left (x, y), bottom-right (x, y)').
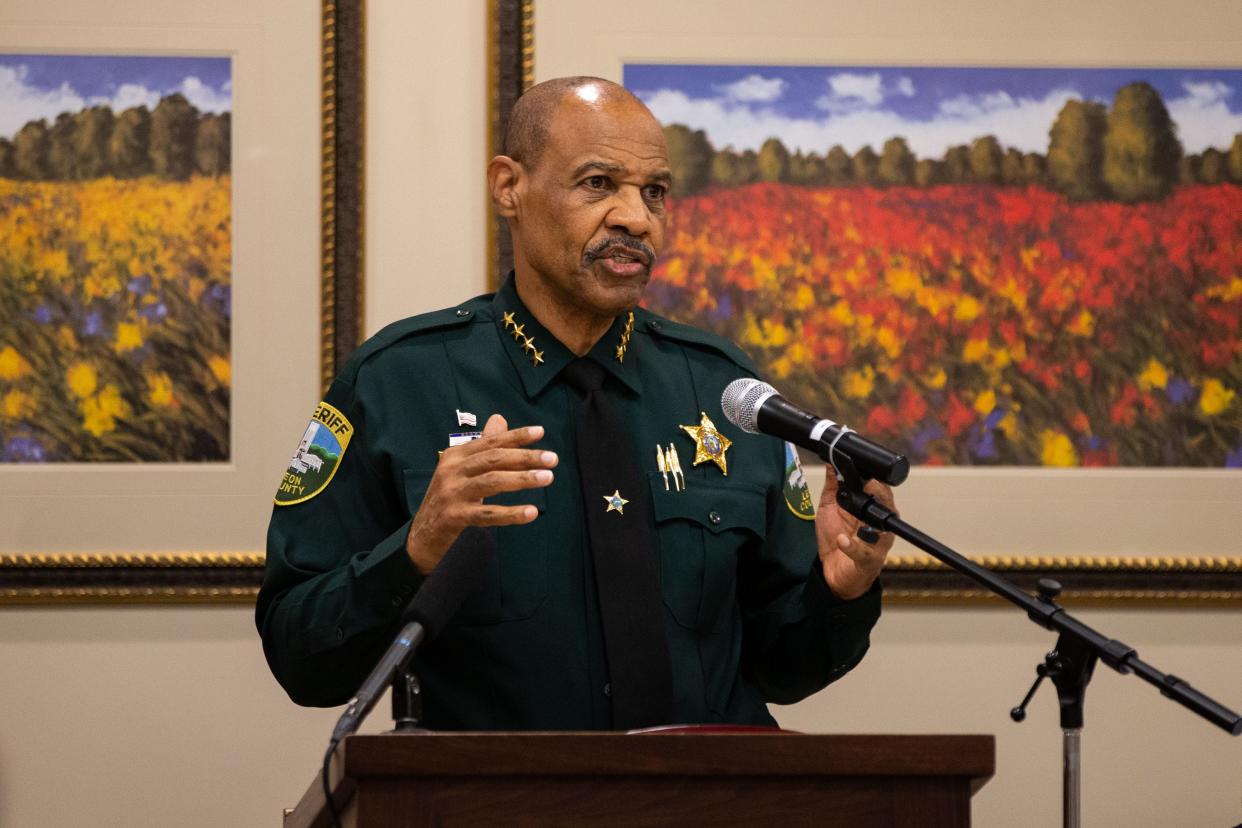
top-left (569, 160), bottom-right (673, 184)
top-left (570, 160), bottom-right (624, 179)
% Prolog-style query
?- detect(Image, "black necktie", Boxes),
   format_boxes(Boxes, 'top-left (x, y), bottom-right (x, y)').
top-left (561, 357), bottom-right (675, 729)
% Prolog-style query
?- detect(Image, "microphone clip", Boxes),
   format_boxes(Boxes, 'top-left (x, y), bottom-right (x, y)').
top-left (831, 453), bottom-right (892, 542)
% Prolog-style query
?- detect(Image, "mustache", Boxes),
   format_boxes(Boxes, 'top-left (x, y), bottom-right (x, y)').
top-left (583, 235), bottom-right (657, 266)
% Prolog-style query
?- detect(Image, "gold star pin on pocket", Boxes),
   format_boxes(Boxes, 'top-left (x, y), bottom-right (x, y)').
top-left (680, 412), bottom-right (732, 475)
top-left (603, 490), bottom-right (629, 514)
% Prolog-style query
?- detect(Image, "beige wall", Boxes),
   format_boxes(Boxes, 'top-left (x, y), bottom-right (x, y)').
top-left (2, 603), bottom-right (1240, 826)
top-left (2, 1), bottom-right (1241, 826)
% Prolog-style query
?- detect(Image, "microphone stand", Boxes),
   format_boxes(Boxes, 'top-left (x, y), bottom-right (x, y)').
top-left (828, 456), bottom-right (1242, 828)
top-left (391, 666), bottom-right (426, 732)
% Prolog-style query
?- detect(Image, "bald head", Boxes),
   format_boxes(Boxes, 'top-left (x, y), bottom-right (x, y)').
top-left (503, 76), bottom-right (653, 169)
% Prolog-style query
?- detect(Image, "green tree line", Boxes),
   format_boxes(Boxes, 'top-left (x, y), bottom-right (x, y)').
top-left (0, 93), bottom-right (230, 182)
top-left (666, 82), bottom-right (1242, 202)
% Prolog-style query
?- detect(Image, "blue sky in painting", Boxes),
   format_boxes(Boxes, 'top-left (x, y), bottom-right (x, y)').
top-left (624, 65), bottom-right (1242, 157)
top-left (0, 54), bottom-right (231, 138)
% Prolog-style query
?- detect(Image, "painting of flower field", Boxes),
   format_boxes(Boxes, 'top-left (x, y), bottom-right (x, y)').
top-left (0, 55), bottom-right (231, 462)
top-left (626, 65), bottom-right (1242, 467)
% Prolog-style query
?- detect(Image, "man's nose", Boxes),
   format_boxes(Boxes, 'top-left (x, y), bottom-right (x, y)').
top-left (605, 187), bottom-right (652, 238)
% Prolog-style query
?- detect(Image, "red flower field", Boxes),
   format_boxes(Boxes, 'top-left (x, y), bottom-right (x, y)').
top-left (643, 183), bottom-right (1242, 467)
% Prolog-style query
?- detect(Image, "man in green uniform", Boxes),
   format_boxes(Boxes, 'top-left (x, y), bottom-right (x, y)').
top-left (258, 76), bottom-right (897, 730)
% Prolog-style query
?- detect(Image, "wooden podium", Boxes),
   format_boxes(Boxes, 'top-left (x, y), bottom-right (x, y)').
top-left (285, 731), bottom-right (994, 827)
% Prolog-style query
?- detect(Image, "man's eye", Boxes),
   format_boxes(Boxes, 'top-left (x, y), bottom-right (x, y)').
top-left (643, 184), bottom-right (667, 201)
top-left (583, 176), bottom-right (609, 190)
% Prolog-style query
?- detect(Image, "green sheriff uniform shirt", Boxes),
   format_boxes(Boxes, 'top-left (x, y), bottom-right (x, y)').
top-left (257, 276), bottom-right (881, 729)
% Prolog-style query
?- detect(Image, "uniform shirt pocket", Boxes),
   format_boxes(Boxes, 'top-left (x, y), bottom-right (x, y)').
top-left (647, 473), bottom-right (767, 634)
top-left (402, 468), bottom-right (549, 624)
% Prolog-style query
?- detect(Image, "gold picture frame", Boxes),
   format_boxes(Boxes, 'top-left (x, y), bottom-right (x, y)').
top-left (0, 0), bottom-right (365, 605)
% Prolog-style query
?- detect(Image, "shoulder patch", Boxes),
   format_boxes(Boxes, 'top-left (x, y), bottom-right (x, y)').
top-left (783, 442), bottom-right (816, 520)
top-left (275, 401), bottom-right (354, 506)
top-left (639, 311), bottom-right (758, 374)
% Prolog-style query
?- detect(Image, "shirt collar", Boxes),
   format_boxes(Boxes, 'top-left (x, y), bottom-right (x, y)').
top-left (491, 273), bottom-right (643, 398)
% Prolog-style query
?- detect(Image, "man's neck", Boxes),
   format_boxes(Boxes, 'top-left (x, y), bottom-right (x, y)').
top-left (513, 270), bottom-right (615, 357)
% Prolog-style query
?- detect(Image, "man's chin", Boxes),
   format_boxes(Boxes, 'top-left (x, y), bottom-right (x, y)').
top-left (580, 264), bottom-right (648, 308)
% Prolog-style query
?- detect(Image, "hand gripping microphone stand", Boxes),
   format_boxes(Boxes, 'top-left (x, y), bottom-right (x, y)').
top-left (827, 453), bottom-right (1241, 828)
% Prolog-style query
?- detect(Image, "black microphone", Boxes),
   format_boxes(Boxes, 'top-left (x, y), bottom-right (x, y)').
top-left (721, 378), bottom-right (909, 486)
top-left (329, 527), bottom-right (494, 743)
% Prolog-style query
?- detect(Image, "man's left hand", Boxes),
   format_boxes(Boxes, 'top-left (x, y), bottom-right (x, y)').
top-left (815, 472), bottom-right (897, 600)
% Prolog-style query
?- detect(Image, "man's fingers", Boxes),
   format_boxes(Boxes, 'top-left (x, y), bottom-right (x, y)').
top-left (821, 467), bottom-right (840, 501)
top-left (862, 479), bottom-right (897, 512)
top-left (460, 468), bottom-right (554, 500)
top-left (481, 412), bottom-right (508, 436)
top-left (463, 503), bottom-right (540, 526)
top-left (463, 424), bottom-right (545, 450)
top-left (456, 447), bottom-right (559, 475)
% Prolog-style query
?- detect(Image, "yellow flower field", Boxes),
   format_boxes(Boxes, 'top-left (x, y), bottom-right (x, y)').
top-left (0, 176), bottom-right (231, 461)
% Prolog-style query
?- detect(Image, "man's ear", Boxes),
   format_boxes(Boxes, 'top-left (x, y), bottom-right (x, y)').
top-left (487, 155), bottom-right (522, 219)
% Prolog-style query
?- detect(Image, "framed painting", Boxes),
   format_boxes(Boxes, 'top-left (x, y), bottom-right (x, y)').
top-left (0, 0), bottom-right (365, 603)
top-left (499, 0), bottom-right (1242, 603)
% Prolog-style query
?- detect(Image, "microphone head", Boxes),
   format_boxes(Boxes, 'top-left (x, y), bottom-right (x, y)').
top-left (405, 526), bottom-right (494, 639)
top-left (721, 378), bottom-right (776, 434)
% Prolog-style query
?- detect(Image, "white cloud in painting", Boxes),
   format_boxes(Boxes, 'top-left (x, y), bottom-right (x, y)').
top-left (641, 85), bottom-right (1080, 158)
top-left (0, 63), bottom-right (231, 139)
top-left (937, 91), bottom-right (1018, 119)
top-left (1166, 80), bottom-right (1242, 154)
top-left (0, 65), bottom-right (88, 137)
top-left (716, 74), bottom-right (785, 103)
top-left (110, 83), bottom-right (161, 113)
top-left (814, 72), bottom-right (915, 112)
top-left (177, 76), bottom-right (232, 114)
top-left (642, 74), bottom-right (1242, 160)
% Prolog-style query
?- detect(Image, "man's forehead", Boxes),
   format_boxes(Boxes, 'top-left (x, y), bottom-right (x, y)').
top-left (546, 105), bottom-right (668, 172)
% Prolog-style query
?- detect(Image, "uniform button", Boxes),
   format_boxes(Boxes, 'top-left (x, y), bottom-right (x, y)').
top-left (390, 595), bottom-right (403, 607)
top-left (603, 683), bottom-right (611, 697)
top-left (335, 628), bottom-right (345, 641)
top-left (455, 308), bottom-right (470, 317)
top-left (708, 511), bottom-right (722, 525)
top-left (648, 320), bottom-right (663, 332)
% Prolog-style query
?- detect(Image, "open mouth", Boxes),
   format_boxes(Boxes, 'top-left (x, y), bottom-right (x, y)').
top-left (596, 250), bottom-right (648, 276)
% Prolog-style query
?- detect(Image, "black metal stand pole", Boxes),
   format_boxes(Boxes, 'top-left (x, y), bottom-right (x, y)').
top-left (391, 667), bottom-right (425, 733)
top-left (828, 458), bottom-right (1242, 827)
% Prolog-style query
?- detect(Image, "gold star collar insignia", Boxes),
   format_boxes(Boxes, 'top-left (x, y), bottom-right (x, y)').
top-left (500, 310), bottom-right (544, 366)
top-left (680, 412), bottom-right (732, 475)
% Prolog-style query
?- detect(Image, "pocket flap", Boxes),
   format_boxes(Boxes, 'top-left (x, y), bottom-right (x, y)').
top-left (647, 473), bottom-right (767, 539)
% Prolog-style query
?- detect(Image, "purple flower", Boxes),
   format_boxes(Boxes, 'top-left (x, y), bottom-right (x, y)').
top-left (1085, 435), bottom-right (1106, 451)
top-left (32, 305), bottom-right (54, 324)
top-left (711, 294), bottom-right (735, 321)
top-left (983, 406), bottom-right (1006, 430)
top-left (910, 424), bottom-right (944, 455)
top-left (203, 283), bottom-right (231, 319)
top-left (1226, 444), bottom-right (1242, 469)
top-left (1166, 378), bottom-right (1194, 405)
top-left (80, 312), bottom-right (104, 337)
top-left (127, 275), bottom-right (153, 295)
top-left (139, 302), bottom-right (169, 323)
top-left (3, 437), bottom-right (46, 462)
top-left (969, 426), bottom-right (997, 459)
